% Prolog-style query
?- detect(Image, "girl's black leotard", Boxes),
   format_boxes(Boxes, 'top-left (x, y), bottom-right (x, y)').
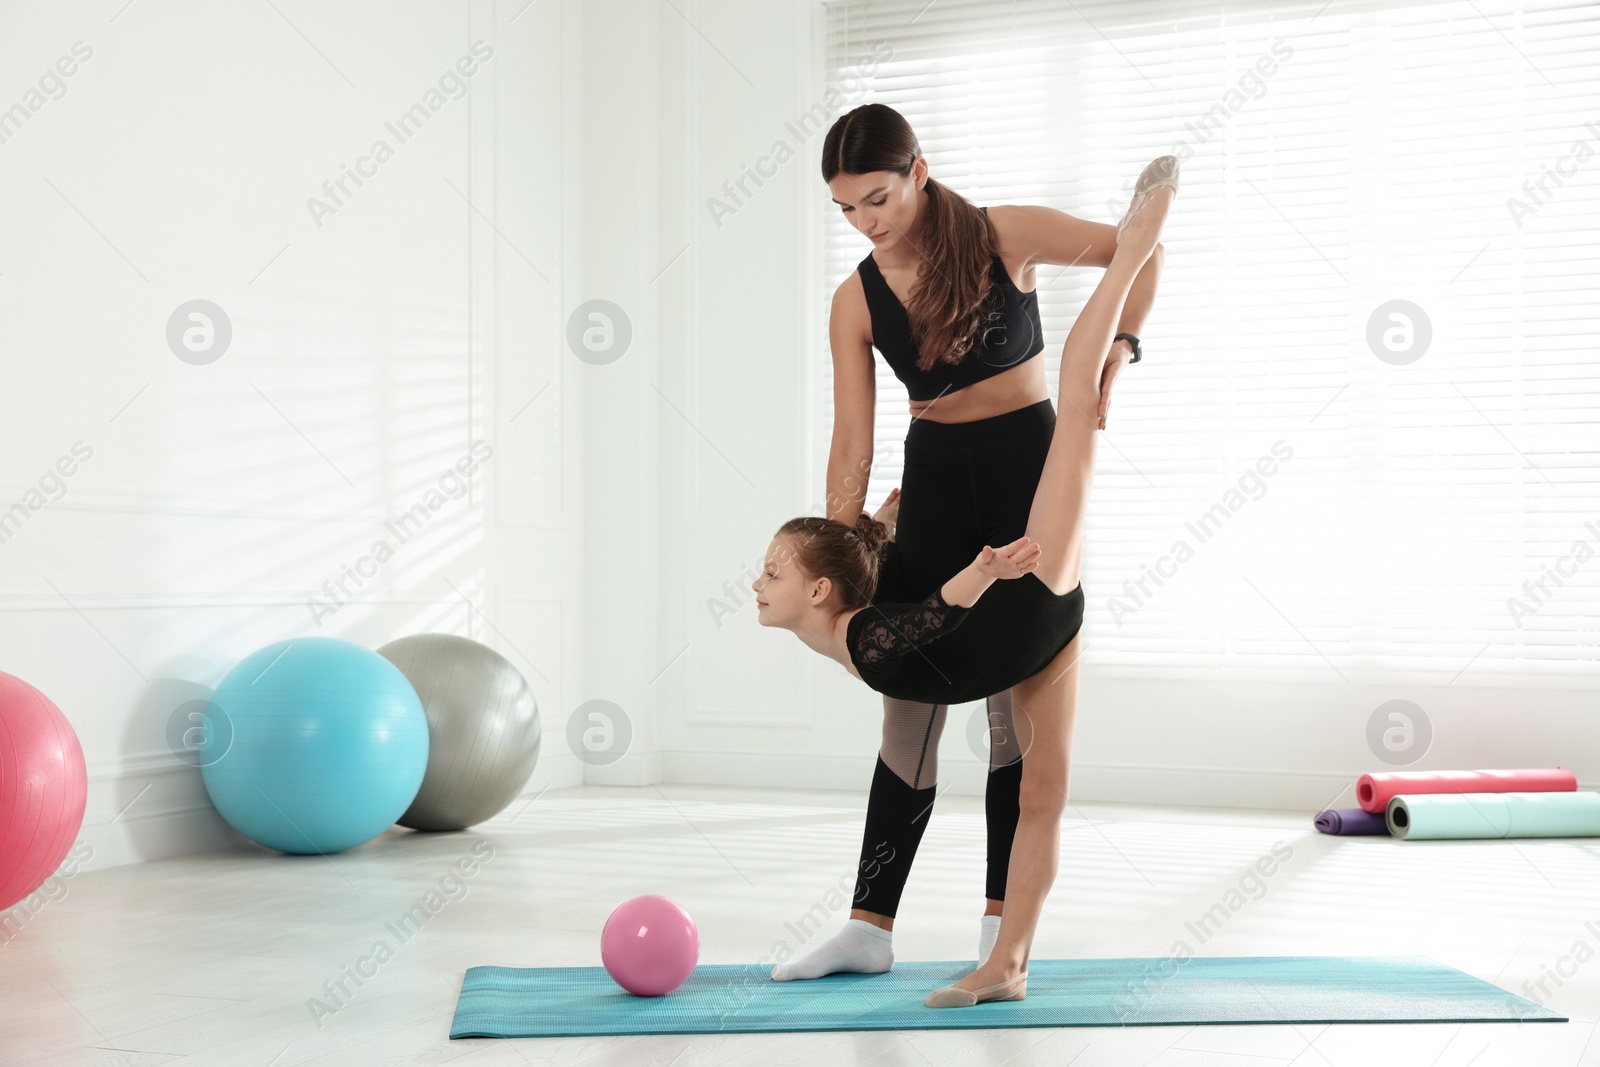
top-left (847, 576), bottom-right (1086, 705)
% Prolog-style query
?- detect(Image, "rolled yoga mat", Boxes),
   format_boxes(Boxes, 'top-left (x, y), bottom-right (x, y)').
top-left (448, 956), bottom-right (1561, 1037)
top-left (1314, 807), bottom-right (1390, 835)
top-left (1388, 791), bottom-right (1600, 840)
top-left (1357, 768), bottom-right (1576, 814)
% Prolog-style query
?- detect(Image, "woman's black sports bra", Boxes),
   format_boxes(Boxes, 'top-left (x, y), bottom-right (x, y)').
top-left (856, 206), bottom-right (1045, 402)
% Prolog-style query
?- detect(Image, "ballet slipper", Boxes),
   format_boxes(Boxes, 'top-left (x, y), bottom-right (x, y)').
top-left (1116, 155), bottom-right (1181, 243)
top-left (923, 968), bottom-right (1028, 1008)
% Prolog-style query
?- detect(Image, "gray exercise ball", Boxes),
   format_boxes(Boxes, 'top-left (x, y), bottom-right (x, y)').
top-left (376, 633), bottom-right (540, 831)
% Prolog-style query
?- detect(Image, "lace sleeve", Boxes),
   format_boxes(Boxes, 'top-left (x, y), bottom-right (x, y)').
top-left (852, 588), bottom-right (971, 666)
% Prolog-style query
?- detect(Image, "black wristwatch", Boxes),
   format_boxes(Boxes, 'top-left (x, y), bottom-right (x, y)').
top-left (1114, 332), bottom-right (1142, 364)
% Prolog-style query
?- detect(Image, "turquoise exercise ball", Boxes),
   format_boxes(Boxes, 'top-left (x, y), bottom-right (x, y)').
top-left (198, 637), bottom-right (429, 854)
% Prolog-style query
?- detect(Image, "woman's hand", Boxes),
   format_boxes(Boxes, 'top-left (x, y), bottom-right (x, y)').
top-left (1097, 339), bottom-right (1135, 430)
top-left (871, 487), bottom-right (901, 542)
top-left (974, 536), bottom-right (1040, 580)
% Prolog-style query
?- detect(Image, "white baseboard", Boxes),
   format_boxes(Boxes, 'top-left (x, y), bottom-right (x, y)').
top-left (661, 749), bottom-right (1362, 812)
top-left (580, 748), bottom-right (665, 786)
top-left (58, 747), bottom-right (590, 877)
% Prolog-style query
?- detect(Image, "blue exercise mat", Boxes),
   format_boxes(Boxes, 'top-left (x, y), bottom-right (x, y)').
top-left (449, 956), bottom-right (1563, 1037)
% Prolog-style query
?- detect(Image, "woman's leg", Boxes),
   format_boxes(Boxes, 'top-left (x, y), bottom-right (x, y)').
top-left (983, 688), bottom-right (1024, 909)
top-left (843, 433), bottom-right (981, 919)
top-left (852, 696), bottom-right (947, 921)
top-left (979, 688), bottom-right (1024, 963)
top-left (851, 692), bottom-right (1025, 935)
top-left (775, 684), bottom-right (1026, 978)
top-left (852, 689), bottom-right (1019, 928)
top-left (939, 182), bottom-right (1173, 997)
top-left (771, 694), bottom-right (948, 980)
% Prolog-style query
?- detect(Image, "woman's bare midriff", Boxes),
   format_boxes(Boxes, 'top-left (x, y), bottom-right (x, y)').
top-left (907, 357), bottom-right (1050, 423)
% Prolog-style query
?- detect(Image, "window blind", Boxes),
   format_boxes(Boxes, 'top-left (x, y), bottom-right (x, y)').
top-left (818, 0), bottom-right (1600, 686)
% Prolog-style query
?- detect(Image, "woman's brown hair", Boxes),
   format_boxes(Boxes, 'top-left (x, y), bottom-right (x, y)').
top-left (773, 512), bottom-right (891, 613)
top-left (821, 102), bottom-right (999, 373)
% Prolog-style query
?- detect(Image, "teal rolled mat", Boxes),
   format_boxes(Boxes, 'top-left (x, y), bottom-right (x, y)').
top-left (448, 956), bottom-right (1562, 1038)
top-left (1388, 791), bottom-right (1600, 840)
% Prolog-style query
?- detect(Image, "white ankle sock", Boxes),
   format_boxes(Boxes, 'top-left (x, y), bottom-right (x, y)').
top-left (770, 918), bottom-right (893, 981)
top-left (978, 914), bottom-right (1003, 965)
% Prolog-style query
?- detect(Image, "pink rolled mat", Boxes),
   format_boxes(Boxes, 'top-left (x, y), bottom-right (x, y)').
top-left (1357, 768), bottom-right (1577, 814)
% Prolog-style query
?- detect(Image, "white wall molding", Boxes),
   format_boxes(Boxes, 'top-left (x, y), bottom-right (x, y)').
top-left (661, 747), bottom-right (1600, 812)
top-left (65, 747), bottom-right (587, 875)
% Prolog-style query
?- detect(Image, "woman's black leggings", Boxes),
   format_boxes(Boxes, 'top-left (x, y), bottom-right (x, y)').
top-left (853, 398), bottom-right (1057, 917)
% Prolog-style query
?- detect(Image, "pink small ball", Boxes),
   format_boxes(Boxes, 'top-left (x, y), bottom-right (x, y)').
top-left (600, 895), bottom-right (699, 996)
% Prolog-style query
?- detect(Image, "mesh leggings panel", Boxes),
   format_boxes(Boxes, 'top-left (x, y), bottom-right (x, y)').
top-left (852, 689), bottom-right (1024, 916)
top-left (878, 690), bottom-right (1021, 788)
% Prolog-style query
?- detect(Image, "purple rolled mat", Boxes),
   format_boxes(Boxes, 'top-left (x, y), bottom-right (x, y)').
top-left (1314, 807), bottom-right (1391, 835)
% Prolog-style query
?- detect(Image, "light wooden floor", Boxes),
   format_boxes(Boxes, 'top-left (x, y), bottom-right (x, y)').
top-left (3, 783), bottom-right (1597, 1066)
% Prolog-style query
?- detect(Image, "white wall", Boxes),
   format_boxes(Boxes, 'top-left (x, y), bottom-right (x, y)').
top-left (0, 0), bottom-right (585, 873)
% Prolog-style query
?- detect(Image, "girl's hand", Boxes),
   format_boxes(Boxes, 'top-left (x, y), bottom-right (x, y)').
top-left (974, 536), bottom-right (1041, 580)
top-left (1097, 339), bottom-right (1134, 430)
top-left (871, 487), bottom-right (901, 541)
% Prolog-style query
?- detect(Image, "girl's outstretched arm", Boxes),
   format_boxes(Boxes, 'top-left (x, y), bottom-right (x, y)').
top-left (938, 536), bottom-right (1040, 608)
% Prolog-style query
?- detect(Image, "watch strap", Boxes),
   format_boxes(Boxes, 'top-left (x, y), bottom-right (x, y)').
top-left (1114, 332), bottom-right (1142, 363)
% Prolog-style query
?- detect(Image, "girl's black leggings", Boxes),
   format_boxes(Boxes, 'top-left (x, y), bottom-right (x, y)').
top-left (853, 398), bottom-right (1057, 917)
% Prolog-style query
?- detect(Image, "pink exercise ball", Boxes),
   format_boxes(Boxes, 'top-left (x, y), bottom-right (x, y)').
top-left (600, 895), bottom-right (700, 996)
top-left (0, 671), bottom-right (88, 912)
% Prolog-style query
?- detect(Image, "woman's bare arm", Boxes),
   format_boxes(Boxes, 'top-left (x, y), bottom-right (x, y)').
top-left (993, 203), bottom-right (1164, 426)
top-left (996, 203), bottom-right (1162, 345)
top-left (825, 276), bottom-right (877, 523)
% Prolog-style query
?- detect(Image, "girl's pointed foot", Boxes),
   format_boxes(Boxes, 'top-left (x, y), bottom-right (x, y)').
top-left (1116, 154), bottom-right (1181, 245)
top-left (925, 968), bottom-right (1028, 1008)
